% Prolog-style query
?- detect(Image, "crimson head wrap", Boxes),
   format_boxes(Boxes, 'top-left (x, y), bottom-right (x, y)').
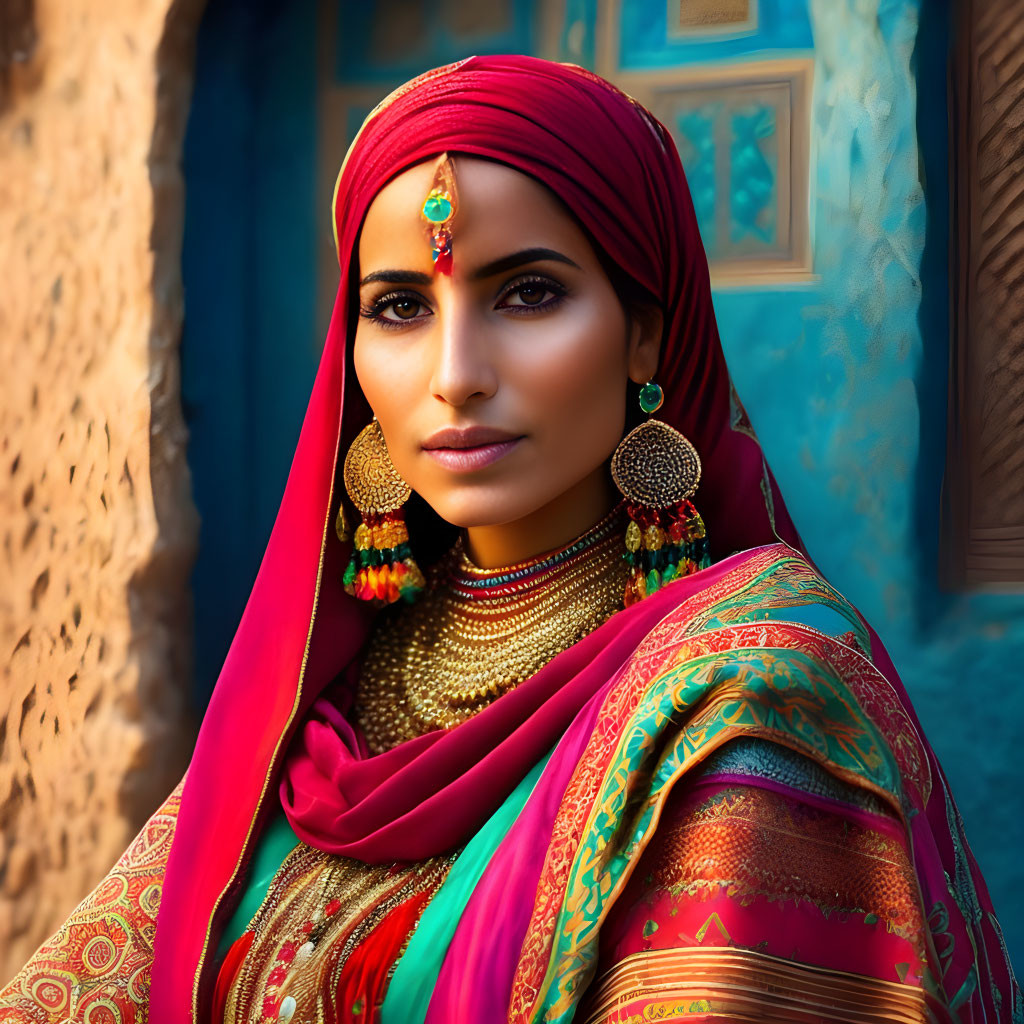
top-left (331, 53), bottom-right (797, 557)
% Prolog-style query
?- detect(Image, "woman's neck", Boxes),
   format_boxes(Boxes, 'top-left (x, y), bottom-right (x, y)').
top-left (463, 468), bottom-right (617, 569)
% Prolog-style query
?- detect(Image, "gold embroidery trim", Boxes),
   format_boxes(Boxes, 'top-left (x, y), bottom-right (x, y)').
top-left (580, 946), bottom-right (931, 1024)
top-left (223, 844), bottom-right (455, 1022)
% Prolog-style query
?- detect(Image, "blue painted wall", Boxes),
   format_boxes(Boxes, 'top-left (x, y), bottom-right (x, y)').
top-left (183, 0), bottom-right (1022, 971)
top-left (182, 0), bottom-right (320, 707)
top-left (333, 0), bottom-right (537, 82)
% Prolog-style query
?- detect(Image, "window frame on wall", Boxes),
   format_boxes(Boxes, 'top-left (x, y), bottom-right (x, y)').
top-left (594, 0), bottom-right (814, 289)
top-left (618, 58), bottom-right (813, 287)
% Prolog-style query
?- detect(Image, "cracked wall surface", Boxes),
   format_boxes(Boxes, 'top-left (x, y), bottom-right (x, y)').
top-left (0, 0), bottom-right (203, 981)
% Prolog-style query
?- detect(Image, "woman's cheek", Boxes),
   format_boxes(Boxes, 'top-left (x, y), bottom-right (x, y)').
top-left (529, 322), bottom-right (626, 447)
top-left (354, 339), bottom-right (416, 437)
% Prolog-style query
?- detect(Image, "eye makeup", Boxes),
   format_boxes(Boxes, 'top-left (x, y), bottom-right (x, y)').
top-left (494, 274), bottom-right (568, 313)
top-left (359, 290), bottom-right (431, 328)
top-left (358, 272), bottom-right (569, 329)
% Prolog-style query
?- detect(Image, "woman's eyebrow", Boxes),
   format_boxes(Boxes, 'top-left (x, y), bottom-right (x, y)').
top-left (470, 247), bottom-right (580, 280)
top-left (359, 269), bottom-right (433, 287)
top-left (358, 248), bottom-right (580, 288)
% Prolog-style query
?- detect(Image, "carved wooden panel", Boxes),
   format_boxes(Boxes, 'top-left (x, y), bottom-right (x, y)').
top-left (946, 0), bottom-right (1024, 585)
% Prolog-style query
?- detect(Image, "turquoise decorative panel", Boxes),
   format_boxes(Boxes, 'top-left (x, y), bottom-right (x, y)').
top-left (730, 103), bottom-right (776, 245)
top-left (676, 106), bottom-right (719, 251)
top-left (643, 63), bottom-right (810, 275)
top-left (670, 95), bottom-right (782, 260)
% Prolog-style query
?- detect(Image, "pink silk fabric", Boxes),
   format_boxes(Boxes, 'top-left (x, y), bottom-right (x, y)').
top-left (150, 55), bottom-right (801, 1020)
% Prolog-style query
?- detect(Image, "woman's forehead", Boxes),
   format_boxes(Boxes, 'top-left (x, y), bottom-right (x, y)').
top-left (357, 157), bottom-right (596, 277)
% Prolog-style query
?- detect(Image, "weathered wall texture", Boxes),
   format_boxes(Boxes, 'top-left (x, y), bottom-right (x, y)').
top-left (0, 0), bottom-right (203, 981)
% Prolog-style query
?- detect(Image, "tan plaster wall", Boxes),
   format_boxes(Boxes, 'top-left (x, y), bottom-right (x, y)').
top-left (0, 0), bottom-right (203, 980)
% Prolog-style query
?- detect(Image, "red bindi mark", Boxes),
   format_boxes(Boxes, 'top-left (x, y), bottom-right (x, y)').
top-left (433, 233), bottom-right (453, 276)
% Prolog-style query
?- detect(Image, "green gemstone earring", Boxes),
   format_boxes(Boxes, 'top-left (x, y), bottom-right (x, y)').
top-left (612, 379), bottom-right (710, 605)
top-left (638, 380), bottom-right (664, 414)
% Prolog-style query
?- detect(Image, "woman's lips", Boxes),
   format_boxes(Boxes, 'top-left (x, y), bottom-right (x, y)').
top-left (421, 426), bottom-right (524, 473)
top-left (424, 438), bottom-right (521, 472)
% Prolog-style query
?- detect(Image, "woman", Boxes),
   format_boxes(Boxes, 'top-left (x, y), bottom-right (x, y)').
top-left (1, 54), bottom-right (1017, 1024)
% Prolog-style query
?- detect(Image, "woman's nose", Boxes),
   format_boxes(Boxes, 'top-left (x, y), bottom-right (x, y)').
top-left (429, 303), bottom-right (498, 407)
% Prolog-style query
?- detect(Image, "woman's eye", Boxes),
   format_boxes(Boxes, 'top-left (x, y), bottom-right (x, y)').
top-left (386, 297), bottom-right (423, 320)
top-left (509, 283), bottom-right (547, 306)
top-left (499, 279), bottom-right (564, 309)
top-left (361, 293), bottom-right (432, 326)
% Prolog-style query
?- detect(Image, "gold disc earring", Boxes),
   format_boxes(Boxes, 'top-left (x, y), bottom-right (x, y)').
top-left (340, 419), bottom-right (425, 604)
top-left (611, 381), bottom-right (710, 605)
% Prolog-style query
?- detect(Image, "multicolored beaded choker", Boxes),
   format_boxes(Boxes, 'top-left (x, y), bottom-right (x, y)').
top-left (355, 505), bottom-right (630, 755)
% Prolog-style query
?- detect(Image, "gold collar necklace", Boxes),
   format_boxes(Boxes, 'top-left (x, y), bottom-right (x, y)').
top-left (355, 505), bottom-right (629, 755)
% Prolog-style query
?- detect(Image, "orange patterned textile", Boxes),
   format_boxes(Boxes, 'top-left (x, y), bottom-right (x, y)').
top-left (580, 778), bottom-right (932, 1022)
top-left (0, 783), bottom-right (182, 1023)
top-left (643, 786), bottom-right (923, 941)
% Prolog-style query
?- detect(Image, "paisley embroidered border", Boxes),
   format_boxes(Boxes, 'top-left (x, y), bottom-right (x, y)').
top-left (0, 783), bottom-right (182, 1024)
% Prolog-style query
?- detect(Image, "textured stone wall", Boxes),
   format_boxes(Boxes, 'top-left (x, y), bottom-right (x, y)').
top-left (0, 0), bottom-right (203, 981)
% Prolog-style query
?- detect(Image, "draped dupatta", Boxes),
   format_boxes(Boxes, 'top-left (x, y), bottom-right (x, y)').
top-left (146, 55), bottom-right (1016, 1024)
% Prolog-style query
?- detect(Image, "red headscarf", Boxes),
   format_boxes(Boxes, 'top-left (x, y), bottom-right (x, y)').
top-left (151, 54), bottom-right (799, 1019)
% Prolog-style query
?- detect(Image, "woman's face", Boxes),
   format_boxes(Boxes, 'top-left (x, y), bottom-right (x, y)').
top-left (353, 156), bottom-right (659, 553)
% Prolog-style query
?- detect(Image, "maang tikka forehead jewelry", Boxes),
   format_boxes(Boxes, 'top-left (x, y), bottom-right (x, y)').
top-left (421, 153), bottom-right (458, 275)
top-left (611, 379), bottom-right (711, 605)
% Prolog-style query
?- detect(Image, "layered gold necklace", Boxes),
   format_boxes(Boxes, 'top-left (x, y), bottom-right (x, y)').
top-left (355, 506), bottom-right (629, 755)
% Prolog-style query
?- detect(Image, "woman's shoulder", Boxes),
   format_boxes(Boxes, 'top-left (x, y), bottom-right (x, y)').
top-left (608, 541), bottom-right (926, 818)
top-left (638, 541), bottom-right (872, 658)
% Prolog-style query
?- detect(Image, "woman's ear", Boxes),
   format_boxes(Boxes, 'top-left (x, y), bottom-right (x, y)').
top-left (626, 301), bottom-right (664, 384)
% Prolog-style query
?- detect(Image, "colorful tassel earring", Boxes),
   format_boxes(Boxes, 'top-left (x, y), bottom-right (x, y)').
top-left (340, 419), bottom-right (425, 604)
top-left (611, 380), bottom-right (710, 606)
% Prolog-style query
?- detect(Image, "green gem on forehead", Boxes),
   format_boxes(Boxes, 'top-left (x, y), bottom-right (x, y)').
top-left (422, 189), bottom-right (453, 224)
top-left (639, 381), bottom-right (664, 414)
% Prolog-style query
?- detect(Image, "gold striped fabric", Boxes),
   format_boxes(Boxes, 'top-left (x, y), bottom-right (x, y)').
top-left (580, 946), bottom-right (934, 1024)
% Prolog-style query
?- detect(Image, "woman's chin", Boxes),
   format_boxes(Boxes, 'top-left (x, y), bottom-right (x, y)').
top-left (416, 487), bottom-right (554, 532)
